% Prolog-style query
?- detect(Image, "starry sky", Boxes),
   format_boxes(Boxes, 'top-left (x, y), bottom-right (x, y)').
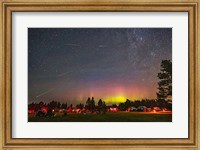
top-left (28, 28), bottom-right (172, 104)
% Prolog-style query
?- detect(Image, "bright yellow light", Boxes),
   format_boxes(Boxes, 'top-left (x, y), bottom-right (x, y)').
top-left (104, 96), bottom-right (127, 103)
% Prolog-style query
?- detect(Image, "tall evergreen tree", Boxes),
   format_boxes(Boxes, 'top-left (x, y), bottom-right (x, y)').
top-left (90, 97), bottom-right (95, 111)
top-left (157, 60), bottom-right (172, 100)
top-left (85, 97), bottom-right (91, 110)
top-left (97, 99), bottom-right (103, 111)
top-left (102, 101), bottom-right (107, 113)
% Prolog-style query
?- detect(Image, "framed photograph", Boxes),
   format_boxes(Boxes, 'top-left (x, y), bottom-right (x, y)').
top-left (0, 0), bottom-right (199, 149)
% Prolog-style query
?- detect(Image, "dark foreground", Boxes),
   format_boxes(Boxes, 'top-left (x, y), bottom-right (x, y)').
top-left (28, 111), bottom-right (172, 122)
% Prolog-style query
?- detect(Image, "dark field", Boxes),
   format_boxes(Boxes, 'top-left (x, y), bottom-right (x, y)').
top-left (28, 111), bottom-right (172, 122)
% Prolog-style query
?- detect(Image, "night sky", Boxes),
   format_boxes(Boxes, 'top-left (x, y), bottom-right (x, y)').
top-left (28, 28), bottom-right (172, 104)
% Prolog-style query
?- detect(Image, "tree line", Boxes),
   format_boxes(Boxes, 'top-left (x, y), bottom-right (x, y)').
top-left (28, 97), bottom-right (172, 113)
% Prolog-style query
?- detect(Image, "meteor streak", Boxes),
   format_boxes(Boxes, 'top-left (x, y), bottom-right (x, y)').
top-left (64, 43), bottom-right (80, 47)
top-left (56, 71), bottom-right (73, 77)
top-left (36, 88), bottom-right (56, 98)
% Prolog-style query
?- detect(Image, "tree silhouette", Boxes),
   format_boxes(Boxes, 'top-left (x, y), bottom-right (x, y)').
top-left (49, 100), bottom-right (58, 109)
top-left (157, 60), bottom-right (172, 100)
top-left (85, 97), bottom-right (91, 110)
top-left (57, 102), bottom-right (61, 109)
top-left (97, 99), bottom-right (107, 113)
top-left (119, 103), bottom-right (125, 111)
top-left (90, 97), bottom-right (95, 111)
top-left (102, 101), bottom-right (107, 113)
top-left (124, 99), bottom-right (131, 109)
top-left (39, 101), bottom-right (44, 109)
top-left (97, 99), bottom-right (103, 111)
top-left (98, 99), bottom-right (103, 107)
top-left (61, 102), bottom-right (67, 109)
top-left (76, 103), bottom-right (84, 109)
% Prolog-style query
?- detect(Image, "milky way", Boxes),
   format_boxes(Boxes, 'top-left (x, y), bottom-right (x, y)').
top-left (28, 28), bottom-right (172, 104)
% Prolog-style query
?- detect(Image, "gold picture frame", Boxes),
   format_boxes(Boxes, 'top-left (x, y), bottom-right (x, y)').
top-left (0, 0), bottom-right (199, 149)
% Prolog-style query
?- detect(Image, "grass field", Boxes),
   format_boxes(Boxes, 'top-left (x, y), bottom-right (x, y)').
top-left (28, 111), bottom-right (172, 122)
